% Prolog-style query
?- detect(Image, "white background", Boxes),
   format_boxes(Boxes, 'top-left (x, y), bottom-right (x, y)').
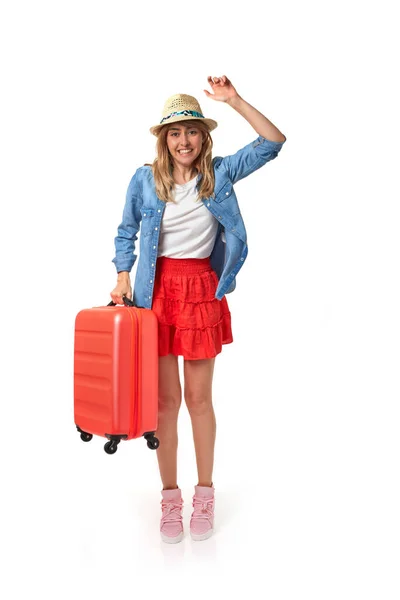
top-left (1, 1), bottom-right (399, 598)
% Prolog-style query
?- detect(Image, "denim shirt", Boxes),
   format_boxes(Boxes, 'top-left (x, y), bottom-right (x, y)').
top-left (112, 135), bottom-right (286, 309)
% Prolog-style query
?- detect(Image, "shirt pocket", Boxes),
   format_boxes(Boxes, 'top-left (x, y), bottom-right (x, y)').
top-left (140, 207), bottom-right (155, 237)
top-left (214, 181), bottom-right (240, 216)
top-left (214, 181), bottom-right (233, 203)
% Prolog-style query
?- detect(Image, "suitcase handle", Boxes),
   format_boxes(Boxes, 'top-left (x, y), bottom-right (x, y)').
top-left (107, 296), bottom-right (136, 307)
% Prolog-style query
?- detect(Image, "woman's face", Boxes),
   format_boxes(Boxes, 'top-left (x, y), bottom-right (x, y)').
top-left (166, 122), bottom-right (204, 170)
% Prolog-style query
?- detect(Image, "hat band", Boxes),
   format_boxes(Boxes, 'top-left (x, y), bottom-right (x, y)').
top-left (160, 109), bottom-right (204, 124)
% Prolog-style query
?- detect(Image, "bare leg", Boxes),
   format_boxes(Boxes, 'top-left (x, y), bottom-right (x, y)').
top-left (155, 354), bottom-right (182, 490)
top-left (183, 358), bottom-right (216, 487)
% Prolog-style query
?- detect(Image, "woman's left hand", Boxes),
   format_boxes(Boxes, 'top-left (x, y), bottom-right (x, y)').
top-left (203, 75), bottom-right (239, 103)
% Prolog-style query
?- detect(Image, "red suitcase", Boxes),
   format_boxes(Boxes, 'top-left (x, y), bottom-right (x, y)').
top-left (74, 297), bottom-right (159, 454)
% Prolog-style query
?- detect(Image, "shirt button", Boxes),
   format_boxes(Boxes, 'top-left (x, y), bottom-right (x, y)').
top-left (207, 203), bottom-right (210, 207)
top-left (151, 263), bottom-right (155, 267)
top-left (155, 227), bottom-right (158, 230)
top-left (143, 213), bottom-right (147, 217)
top-left (218, 216), bottom-right (222, 219)
top-left (158, 209), bottom-right (161, 212)
top-left (153, 246), bottom-right (156, 249)
top-left (149, 296), bottom-right (151, 299)
top-left (150, 280), bottom-right (153, 283)
top-left (226, 192), bottom-right (229, 196)
top-left (241, 257), bottom-right (244, 261)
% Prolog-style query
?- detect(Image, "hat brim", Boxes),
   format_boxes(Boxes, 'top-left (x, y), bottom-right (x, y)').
top-left (150, 115), bottom-right (218, 137)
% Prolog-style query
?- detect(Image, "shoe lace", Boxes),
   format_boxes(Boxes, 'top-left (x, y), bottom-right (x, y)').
top-left (191, 497), bottom-right (214, 522)
top-left (161, 500), bottom-right (183, 524)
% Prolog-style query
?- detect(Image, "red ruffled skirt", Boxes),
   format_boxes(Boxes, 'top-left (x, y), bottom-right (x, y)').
top-left (151, 257), bottom-right (233, 360)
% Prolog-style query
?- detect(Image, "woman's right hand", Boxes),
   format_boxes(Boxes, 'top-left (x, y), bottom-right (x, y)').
top-left (110, 274), bottom-right (132, 305)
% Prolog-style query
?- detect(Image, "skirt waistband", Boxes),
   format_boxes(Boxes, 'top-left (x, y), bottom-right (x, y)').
top-left (156, 256), bottom-right (212, 275)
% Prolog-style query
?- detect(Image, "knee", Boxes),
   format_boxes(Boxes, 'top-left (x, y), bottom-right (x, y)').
top-left (158, 392), bottom-right (182, 414)
top-left (184, 390), bottom-right (212, 416)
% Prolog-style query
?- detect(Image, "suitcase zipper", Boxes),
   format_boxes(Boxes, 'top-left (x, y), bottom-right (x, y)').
top-left (128, 308), bottom-right (141, 437)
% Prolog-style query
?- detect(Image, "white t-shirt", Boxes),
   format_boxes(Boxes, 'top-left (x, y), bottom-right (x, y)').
top-left (157, 175), bottom-right (219, 258)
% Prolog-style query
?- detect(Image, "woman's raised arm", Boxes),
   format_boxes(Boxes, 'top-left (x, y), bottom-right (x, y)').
top-left (204, 75), bottom-right (286, 143)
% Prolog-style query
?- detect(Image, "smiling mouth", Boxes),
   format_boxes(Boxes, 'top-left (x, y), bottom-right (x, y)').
top-left (178, 149), bottom-right (193, 154)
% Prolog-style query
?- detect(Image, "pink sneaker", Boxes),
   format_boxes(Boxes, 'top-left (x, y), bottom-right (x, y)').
top-left (160, 488), bottom-right (184, 544)
top-left (190, 485), bottom-right (215, 541)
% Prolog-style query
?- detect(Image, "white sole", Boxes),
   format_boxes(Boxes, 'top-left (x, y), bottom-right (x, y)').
top-left (190, 529), bottom-right (213, 541)
top-left (161, 531), bottom-right (184, 544)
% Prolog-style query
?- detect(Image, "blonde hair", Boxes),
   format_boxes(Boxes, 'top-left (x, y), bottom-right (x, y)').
top-left (148, 120), bottom-right (215, 203)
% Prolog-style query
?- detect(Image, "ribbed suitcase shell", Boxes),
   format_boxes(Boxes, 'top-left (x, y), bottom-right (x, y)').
top-left (74, 305), bottom-right (158, 442)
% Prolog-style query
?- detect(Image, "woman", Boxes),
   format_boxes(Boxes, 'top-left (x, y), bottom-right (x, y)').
top-left (110, 75), bottom-right (286, 543)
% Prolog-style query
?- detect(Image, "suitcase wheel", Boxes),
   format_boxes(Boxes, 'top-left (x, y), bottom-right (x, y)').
top-left (104, 440), bottom-right (119, 454)
top-left (76, 426), bottom-right (93, 443)
top-left (144, 433), bottom-right (160, 450)
top-left (146, 437), bottom-right (160, 450)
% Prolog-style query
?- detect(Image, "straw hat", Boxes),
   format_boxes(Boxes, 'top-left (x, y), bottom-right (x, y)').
top-left (149, 94), bottom-right (218, 136)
